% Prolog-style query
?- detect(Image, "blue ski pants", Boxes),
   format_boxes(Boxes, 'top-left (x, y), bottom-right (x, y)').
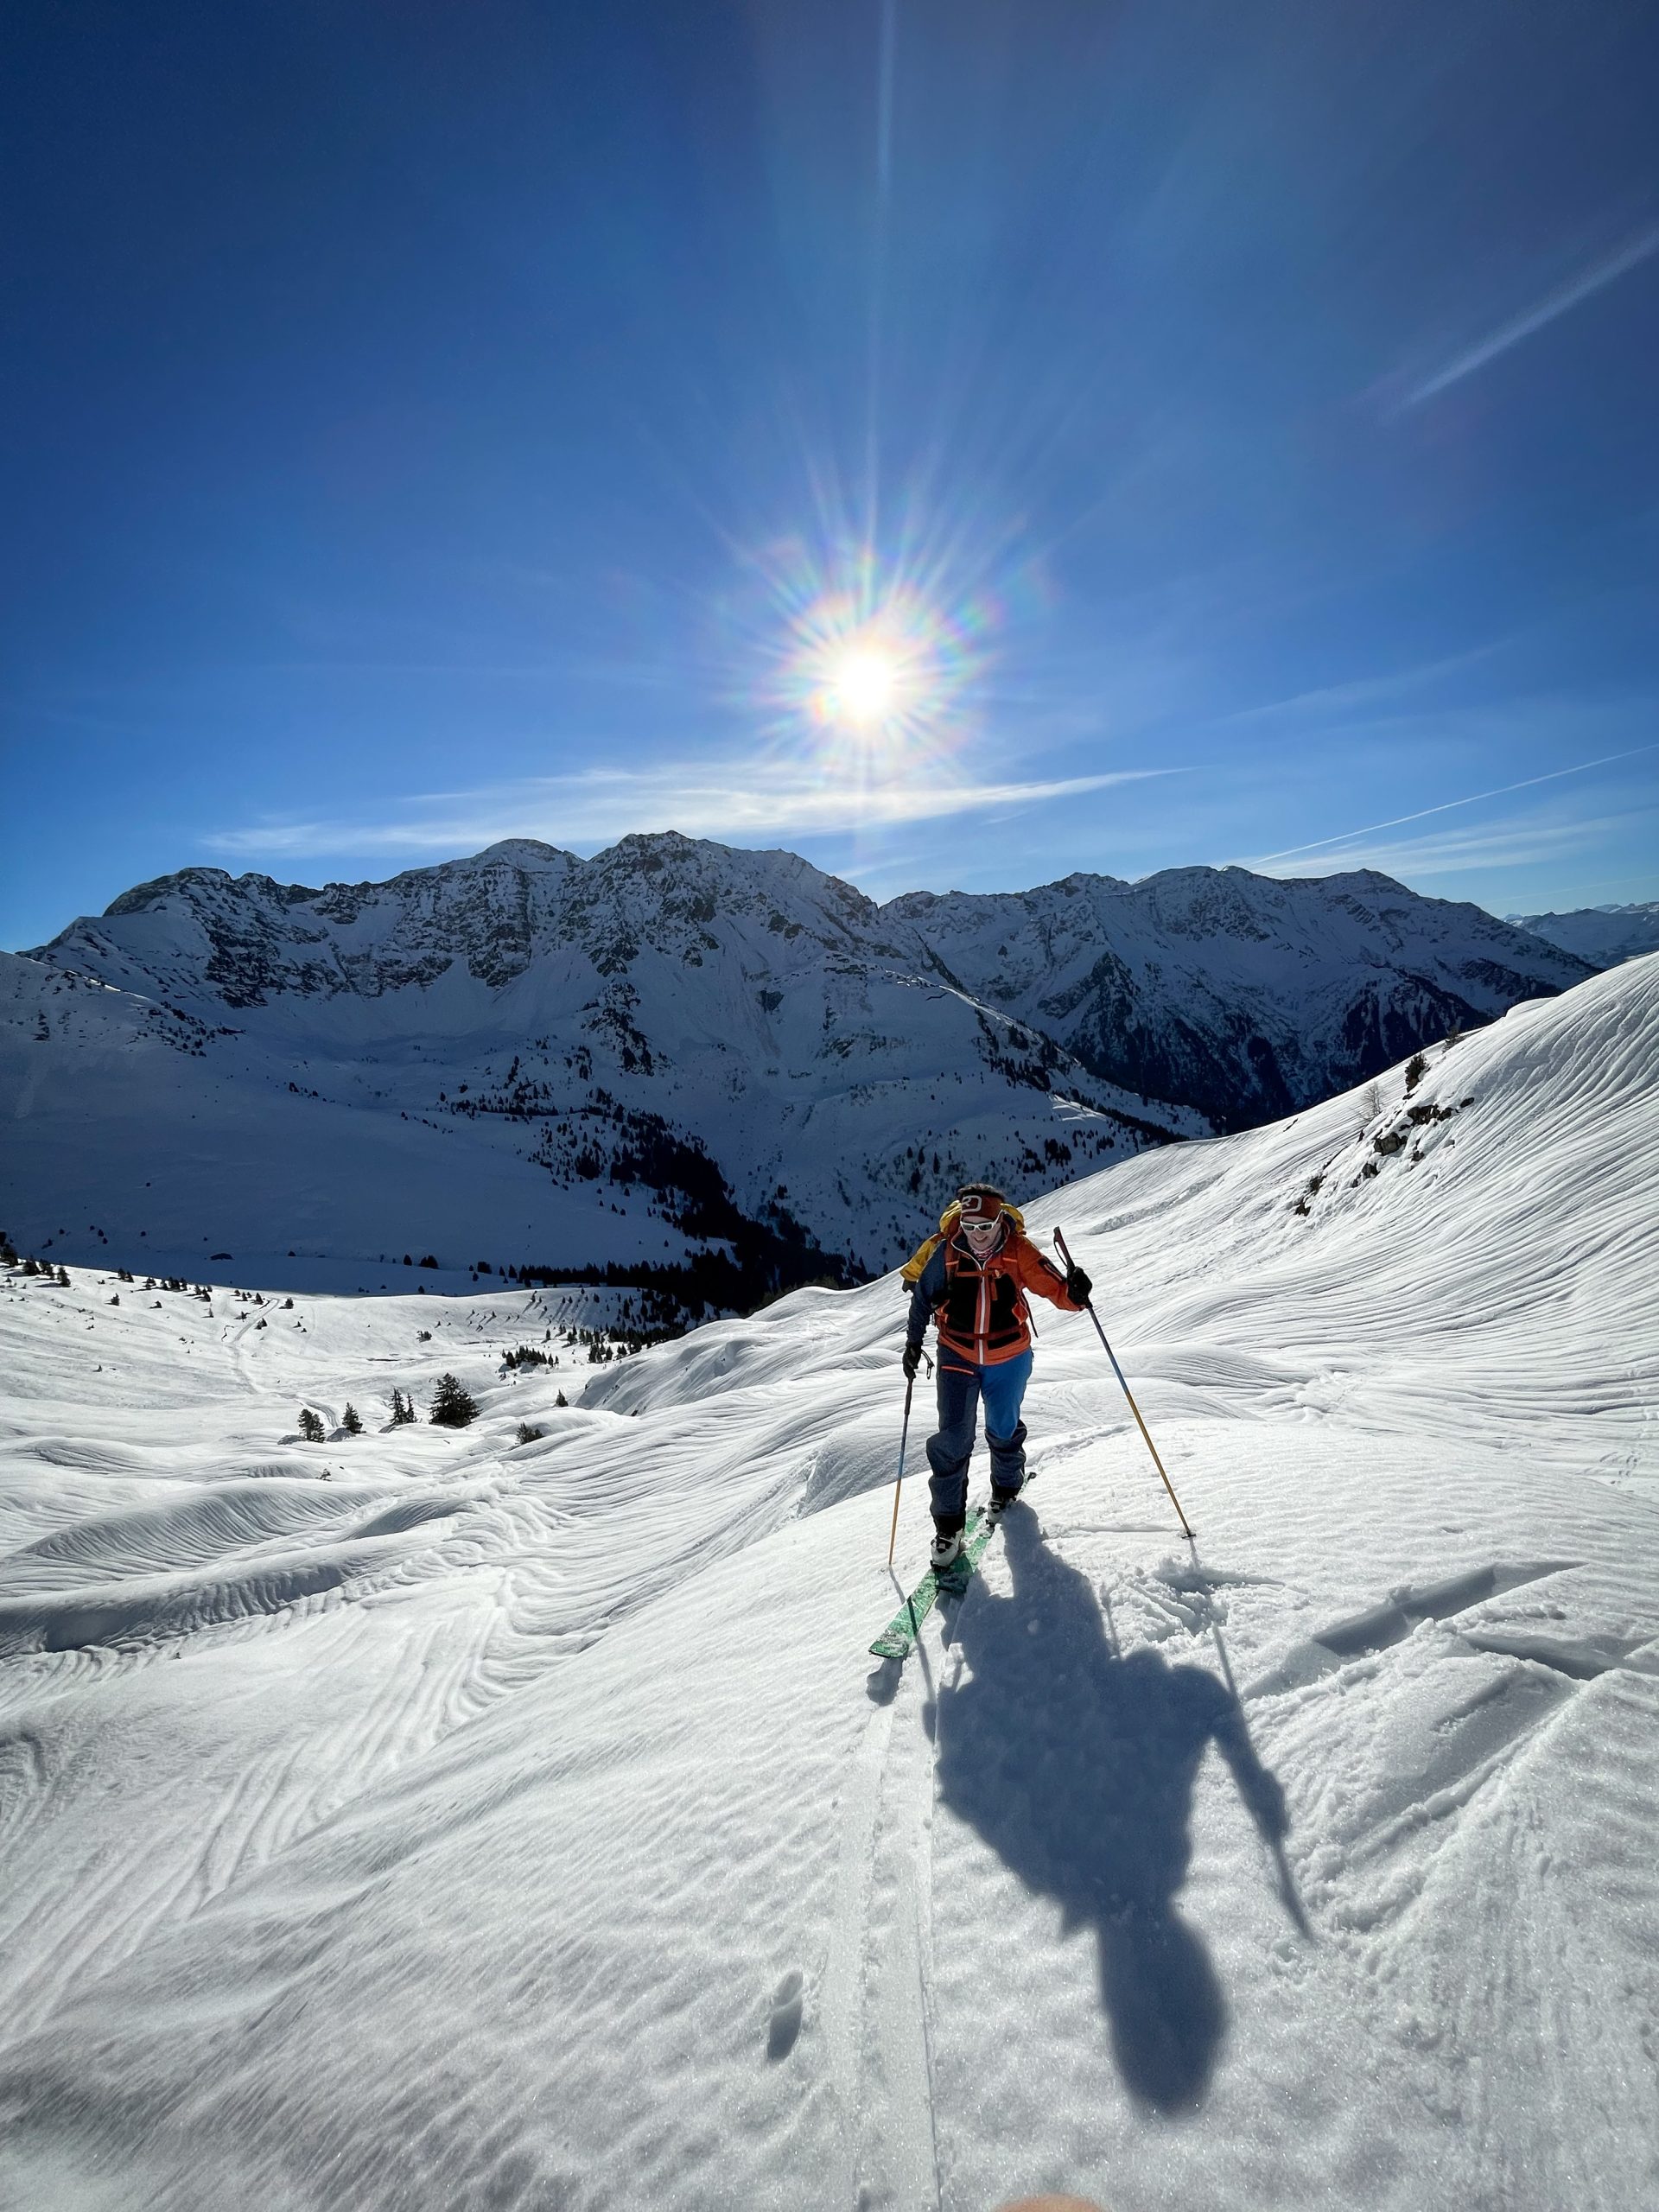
top-left (926, 1350), bottom-right (1033, 1533)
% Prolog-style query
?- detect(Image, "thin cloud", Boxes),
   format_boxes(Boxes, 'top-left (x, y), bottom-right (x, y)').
top-left (1262, 807), bottom-right (1647, 883)
top-left (1402, 221), bottom-right (1659, 408)
top-left (1248, 742), bottom-right (1659, 867)
top-left (1514, 868), bottom-right (1659, 908)
top-left (205, 761), bottom-right (1183, 862)
top-left (1220, 645), bottom-right (1505, 728)
top-left (1256, 809), bottom-right (1654, 885)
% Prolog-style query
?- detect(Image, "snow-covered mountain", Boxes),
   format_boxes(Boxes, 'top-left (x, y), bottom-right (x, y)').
top-left (1, 954), bottom-right (1654, 2210)
top-left (1508, 899), bottom-right (1659, 969)
top-left (892, 860), bottom-right (1589, 1127)
top-left (4, 835), bottom-right (1588, 1300)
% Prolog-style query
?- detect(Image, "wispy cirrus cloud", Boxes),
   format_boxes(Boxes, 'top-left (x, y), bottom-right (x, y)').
top-left (1218, 646), bottom-right (1507, 728)
top-left (1256, 803), bottom-right (1655, 883)
top-left (204, 760), bottom-right (1183, 863)
top-left (1397, 219), bottom-right (1659, 409)
top-left (1247, 741), bottom-right (1659, 868)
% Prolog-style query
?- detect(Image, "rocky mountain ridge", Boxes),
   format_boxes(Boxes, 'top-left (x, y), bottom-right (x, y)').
top-left (1507, 900), bottom-right (1659, 971)
top-left (3, 835), bottom-right (1592, 1306)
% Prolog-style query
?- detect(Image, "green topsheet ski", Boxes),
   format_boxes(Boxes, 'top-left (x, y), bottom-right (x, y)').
top-left (868, 1506), bottom-right (997, 1660)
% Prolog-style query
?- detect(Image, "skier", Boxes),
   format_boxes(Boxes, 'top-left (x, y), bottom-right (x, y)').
top-left (901, 1183), bottom-right (1091, 1569)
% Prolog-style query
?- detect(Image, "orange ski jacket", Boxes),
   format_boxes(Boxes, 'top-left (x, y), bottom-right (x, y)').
top-left (902, 1206), bottom-right (1082, 1367)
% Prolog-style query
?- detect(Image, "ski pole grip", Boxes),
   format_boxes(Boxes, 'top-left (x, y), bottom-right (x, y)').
top-left (1052, 1226), bottom-right (1089, 1301)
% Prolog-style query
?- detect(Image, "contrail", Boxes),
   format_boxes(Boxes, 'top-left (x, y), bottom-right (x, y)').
top-left (1405, 222), bottom-right (1659, 406)
top-left (1251, 742), bottom-right (1659, 866)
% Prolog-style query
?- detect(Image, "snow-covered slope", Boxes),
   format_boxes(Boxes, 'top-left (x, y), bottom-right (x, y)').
top-left (893, 860), bottom-right (1591, 1127)
top-left (6, 836), bottom-right (1587, 1294)
top-left (1509, 899), bottom-right (1659, 970)
top-left (1, 956), bottom-right (1654, 2211)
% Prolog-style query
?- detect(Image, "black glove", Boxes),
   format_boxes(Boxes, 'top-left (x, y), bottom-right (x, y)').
top-left (901, 1340), bottom-right (923, 1382)
top-left (1065, 1265), bottom-right (1092, 1306)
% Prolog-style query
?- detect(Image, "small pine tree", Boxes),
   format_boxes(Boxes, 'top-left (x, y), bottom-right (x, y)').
top-left (515, 1421), bottom-right (544, 1445)
top-left (341, 1402), bottom-right (363, 1435)
top-left (429, 1373), bottom-right (478, 1429)
top-left (1404, 1051), bottom-right (1429, 1094)
top-left (298, 1408), bottom-right (326, 1442)
top-left (555, 1389), bottom-right (569, 1408)
top-left (387, 1388), bottom-right (414, 1426)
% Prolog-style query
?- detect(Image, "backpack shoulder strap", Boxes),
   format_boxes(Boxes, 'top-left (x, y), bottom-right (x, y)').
top-left (900, 1232), bottom-right (944, 1286)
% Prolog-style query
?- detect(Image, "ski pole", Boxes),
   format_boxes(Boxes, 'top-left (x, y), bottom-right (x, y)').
top-left (1054, 1227), bottom-right (1195, 1539)
top-left (886, 1351), bottom-right (931, 1566)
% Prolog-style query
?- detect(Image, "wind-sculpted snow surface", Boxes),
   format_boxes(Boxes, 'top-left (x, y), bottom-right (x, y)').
top-left (0, 958), bottom-right (1655, 2210)
top-left (4, 835), bottom-right (1586, 1291)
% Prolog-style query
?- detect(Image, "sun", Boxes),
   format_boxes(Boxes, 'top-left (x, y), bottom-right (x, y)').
top-left (828, 644), bottom-right (899, 727)
top-left (741, 531), bottom-right (998, 779)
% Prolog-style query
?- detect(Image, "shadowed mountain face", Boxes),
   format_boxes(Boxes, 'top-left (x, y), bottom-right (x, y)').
top-left (887, 862), bottom-right (1591, 1130)
top-left (1507, 901), bottom-right (1659, 972)
top-left (3, 834), bottom-right (1588, 1293)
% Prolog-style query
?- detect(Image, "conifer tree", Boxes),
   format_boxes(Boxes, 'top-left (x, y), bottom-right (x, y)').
top-left (341, 1402), bottom-right (363, 1435)
top-left (429, 1373), bottom-right (478, 1428)
top-left (298, 1408), bottom-right (326, 1442)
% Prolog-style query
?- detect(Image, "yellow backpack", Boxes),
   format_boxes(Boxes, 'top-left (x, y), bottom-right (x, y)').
top-left (900, 1197), bottom-right (1027, 1284)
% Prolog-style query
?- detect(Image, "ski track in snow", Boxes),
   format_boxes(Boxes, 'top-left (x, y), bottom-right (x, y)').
top-left (0, 956), bottom-right (1655, 2209)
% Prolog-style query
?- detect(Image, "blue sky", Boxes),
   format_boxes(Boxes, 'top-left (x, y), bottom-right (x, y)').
top-left (3, 0), bottom-right (1657, 949)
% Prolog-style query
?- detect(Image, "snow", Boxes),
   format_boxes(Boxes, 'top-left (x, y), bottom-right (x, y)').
top-left (0, 956), bottom-right (1656, 2210)
top-left (4, 837), bottom-right (1589, 1290)
top-left (1508, 900), bottom-right (1659, 970)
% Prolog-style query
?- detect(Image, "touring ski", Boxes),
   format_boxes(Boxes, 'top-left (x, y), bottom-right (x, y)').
top-left (868, 1506), bottom-right (996, 1660)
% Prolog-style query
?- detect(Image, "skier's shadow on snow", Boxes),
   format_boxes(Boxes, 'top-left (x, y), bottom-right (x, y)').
top-left (936, 1506), bottom-right (1287, 2117)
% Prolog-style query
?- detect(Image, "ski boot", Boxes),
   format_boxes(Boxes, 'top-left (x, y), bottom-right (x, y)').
top-left (928, 1524), bottom-right (963, 1573)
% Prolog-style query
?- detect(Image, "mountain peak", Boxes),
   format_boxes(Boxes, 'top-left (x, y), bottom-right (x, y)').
top-left (462, 839), bottom-right (575, 870)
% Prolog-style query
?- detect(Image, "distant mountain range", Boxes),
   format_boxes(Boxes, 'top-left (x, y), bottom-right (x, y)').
top-left (0, 836), bottom-right (1593, 1307)
top-left (1507, 901), bottom-right (1659, 970)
